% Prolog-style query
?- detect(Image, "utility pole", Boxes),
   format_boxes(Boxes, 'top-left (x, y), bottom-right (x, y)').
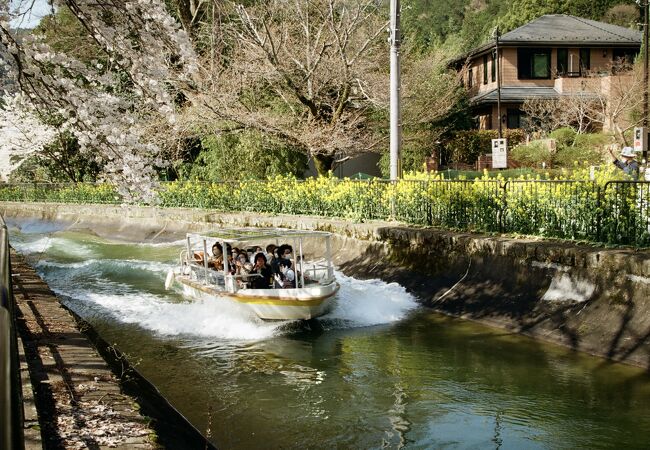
top-left (643, 0), bottom-right (650, 161)
top-left (389, 0), bottom-right (401, 181)
top-left (495, 27), bottom-right (502, 139)
top-left (638, 0), bottom-right (650, 163)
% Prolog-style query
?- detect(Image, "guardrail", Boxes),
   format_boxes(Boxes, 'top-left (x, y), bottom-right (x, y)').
top-left (0, 180), bottom-right (649, 248)
top-left (0, 214), bottom-right (24, 449)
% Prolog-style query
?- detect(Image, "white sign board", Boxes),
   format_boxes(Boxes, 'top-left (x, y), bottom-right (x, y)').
top-left (634, 127), bottom-right (647, 153)
top-left (491, 138), bottom-right (507, 169)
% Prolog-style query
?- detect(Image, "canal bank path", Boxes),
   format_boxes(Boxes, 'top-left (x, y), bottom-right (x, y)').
top-left (11, 249), bottom-right (158, 449)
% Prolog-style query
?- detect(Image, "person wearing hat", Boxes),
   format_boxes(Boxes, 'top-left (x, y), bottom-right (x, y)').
top-left (609, 146), bottom-right (640, 179)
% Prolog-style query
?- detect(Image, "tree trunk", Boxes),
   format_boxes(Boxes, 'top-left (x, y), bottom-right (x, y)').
top-left (313, 153), bottom-right (335, 176)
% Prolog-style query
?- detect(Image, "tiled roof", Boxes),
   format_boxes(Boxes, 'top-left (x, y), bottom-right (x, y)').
top-left (500, 14), bottom-right (641, 45)
top-left (471, 87), bottom-right (559, 104)
top-left (470, 86), bottom-right (598, 105)
top-left (450, 15), bottom-right (641, 66)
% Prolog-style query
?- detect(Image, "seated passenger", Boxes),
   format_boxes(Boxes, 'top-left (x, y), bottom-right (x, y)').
top-left (278, 244), bottom-right (293, 261)
top-left (238, 262), bottom-right (254, 288)
top-left (265, 244), bottom-right (277, 267)
top-left (250, 252), bottom-right (273, 289)
top-left (278, 259), bottom-right (295, 288)
top-left (209, 243), bottom-right (224, 270)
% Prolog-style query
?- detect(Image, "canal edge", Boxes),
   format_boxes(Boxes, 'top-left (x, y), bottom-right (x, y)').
top-left (11, 249), bottom-right (216, 449)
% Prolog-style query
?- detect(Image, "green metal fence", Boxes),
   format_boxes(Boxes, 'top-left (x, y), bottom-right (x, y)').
top-left (1, 180), bottom-right (649, 248)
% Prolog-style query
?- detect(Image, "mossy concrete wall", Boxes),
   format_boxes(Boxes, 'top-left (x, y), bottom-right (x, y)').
top-left (3, 202), bottom-right (650, 369)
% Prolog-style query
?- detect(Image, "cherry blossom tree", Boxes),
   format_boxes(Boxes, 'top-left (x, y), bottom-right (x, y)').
top-left (0, 93), bottom-right (56, 180)
top-left (0, 0), bottom-right (198, 201)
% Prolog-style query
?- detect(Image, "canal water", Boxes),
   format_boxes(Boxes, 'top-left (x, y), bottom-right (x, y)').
top-left (9, 219), bottom-right (650, 449)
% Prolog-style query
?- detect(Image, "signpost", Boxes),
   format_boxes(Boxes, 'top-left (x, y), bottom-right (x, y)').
top-left (634, 126), bottom-right (647, 154)
top-left (491, 138), bottom-right (507, 169)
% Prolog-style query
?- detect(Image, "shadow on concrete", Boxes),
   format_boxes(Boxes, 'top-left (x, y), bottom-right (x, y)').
top-left (339, 227), bottom-right (650, 371)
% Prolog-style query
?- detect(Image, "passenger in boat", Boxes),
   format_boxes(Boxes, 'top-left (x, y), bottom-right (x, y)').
top-left (236, 253), bottom-right (248, 265)
top-left (274, 244), bottom-right (293, 273)
top-left (265, 244), bottom-right (277, 266)
top-left (266, 244), bottom-right (278, 274)
top-left (209, 243), bottom-right (224, 270)
top-left (279, 244), bottom-right (293, 260)
top-left (278, 259), bottom-right (295, 288)
top-left (250, 246), bottom-right (263, 263)
top-left (237, 262), bottom-right (254, 288)
top-left (251, 252), bottom-right (273, 289)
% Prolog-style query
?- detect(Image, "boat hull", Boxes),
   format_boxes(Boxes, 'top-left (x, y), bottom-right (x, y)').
top-left (174, 275), bottom-right (339, 320)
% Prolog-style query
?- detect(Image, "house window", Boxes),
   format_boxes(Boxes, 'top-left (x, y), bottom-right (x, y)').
top-left (507, 109), bottom-right (522, 129)
top-left (468, 68), bottom-right (473, 88)
top-left (517, 48), bottom-right (551, 79)
top-left (491, 51), bottom-right (496, 82)
top-left (579, 48), bottom-right (591, 74)
top-left (613, 47), bottom-right (638, 67)
top-left (557, 48), bottom-right (568, 76)
top-left (483, 55), bottom-right (488, 84)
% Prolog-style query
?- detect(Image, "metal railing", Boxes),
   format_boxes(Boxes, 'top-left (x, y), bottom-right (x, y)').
top-left (501, 180), bottom-right (601, 241)
top-left (600, 181), bottom-right (650, 247)
top-left (0, 213), bottom-right (24, 450)
top-left (1, 180), bottom-right (649, 248)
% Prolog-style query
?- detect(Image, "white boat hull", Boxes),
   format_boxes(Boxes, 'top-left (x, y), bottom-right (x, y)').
top-left (174, 275), bottom-right (339, 320)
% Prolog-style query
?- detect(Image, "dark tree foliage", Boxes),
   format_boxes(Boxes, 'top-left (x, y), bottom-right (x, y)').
top-left (404, 0), bottom-right (639, 52)
top-left (10, 132), bottom-right (103, 183)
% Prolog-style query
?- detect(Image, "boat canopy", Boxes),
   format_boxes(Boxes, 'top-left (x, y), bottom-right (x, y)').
top-left (186, 228), bottom-right (332, 244)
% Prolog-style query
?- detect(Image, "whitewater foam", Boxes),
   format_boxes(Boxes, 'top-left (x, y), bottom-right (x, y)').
top-left (52, 268), bottom-right (419, 341)
top-left (36, 258), bottom-right (173, 274)
top-left (324, 272), bottom-right (420, 327)
top-left (134, 239), bottom-right (187, 248)
top-left (13, 236), bottom-right (95, 258)
top-left (12, 236), bottom-right (54, 255)
top-left (62, 287), bottom-right (283, 340)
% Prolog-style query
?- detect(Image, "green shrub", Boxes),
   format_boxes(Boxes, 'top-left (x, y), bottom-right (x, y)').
top-left (180, 131), bottom-right (308, 181)
top-left (554, 144), bottom-right (602, 167)
top-left (445, 129), bottom-right (525, 164)
top-left (572, 132), bottom-right (610, 149)
top-left (549, 127), bottom-right (576, 147)
top-left (378, 144), bottom-right (430, 177)
top-left (553, 132), bottom-right (609, 167)
top-left (510, 141), bottom-right (553, 167)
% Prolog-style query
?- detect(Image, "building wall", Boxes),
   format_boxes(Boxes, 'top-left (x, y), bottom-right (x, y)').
top-left (465, 47), bottom-right (621, 91)
top-left (463, 45), bottom-right (637, 132)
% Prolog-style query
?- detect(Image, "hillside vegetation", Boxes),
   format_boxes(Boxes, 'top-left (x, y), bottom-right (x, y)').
top-left (403, 0), bottom-right (638, 52)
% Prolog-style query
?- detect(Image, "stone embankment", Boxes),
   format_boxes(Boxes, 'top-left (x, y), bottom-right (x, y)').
top-left (12, 250), bottom-right (157, 449)
top-left (3, 201), bottom-right (650, 369)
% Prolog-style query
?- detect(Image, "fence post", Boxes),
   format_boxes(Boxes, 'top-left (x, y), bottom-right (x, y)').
top-left (499, 181), bottom-right (509, 233)
top-left (596, 184), bottom-right (602, 243)
top-left (426, 180), bottom-right (432, 226)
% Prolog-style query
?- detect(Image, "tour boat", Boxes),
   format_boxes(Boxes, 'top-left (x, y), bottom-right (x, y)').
top-left (165, 228), bottom-right (339, 320)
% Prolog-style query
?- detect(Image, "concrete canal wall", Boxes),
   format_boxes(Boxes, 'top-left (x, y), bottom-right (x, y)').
top-left (3, 202), bottom-right (650, 369)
